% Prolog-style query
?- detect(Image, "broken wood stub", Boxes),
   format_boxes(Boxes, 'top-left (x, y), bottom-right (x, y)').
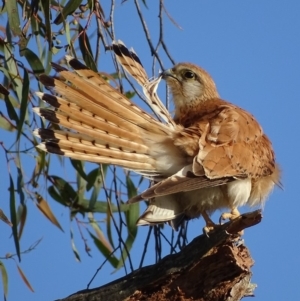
top-left (57, 210), bottom-right (261, 301)
top-left (126, 240), bottom-right (255, 301)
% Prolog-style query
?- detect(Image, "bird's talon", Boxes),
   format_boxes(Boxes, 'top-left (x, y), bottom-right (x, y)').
top-left (203, 226), bottom-right (211, 237)
top-left (219, 208), bottom-right (241, 224)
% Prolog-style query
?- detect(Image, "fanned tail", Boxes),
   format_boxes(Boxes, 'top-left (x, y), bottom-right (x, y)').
top-left (34, 57), bottom-right (176, 176)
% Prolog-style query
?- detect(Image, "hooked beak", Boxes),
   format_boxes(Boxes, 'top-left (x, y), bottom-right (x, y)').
top-left (160, 68), bottom-right (177, 81)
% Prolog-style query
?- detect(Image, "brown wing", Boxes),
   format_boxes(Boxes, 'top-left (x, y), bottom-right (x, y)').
top-left (175, 98), bottom-right (276, 180)
top-left (129, 164), bottom-right (233, 203)
top-left (130, 99), bottom-right (276, 203)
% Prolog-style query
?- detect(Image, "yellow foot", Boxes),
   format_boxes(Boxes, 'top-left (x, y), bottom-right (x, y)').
top-left (219, 207), bottom-right (240, 224)
top-left (219, 208), bottom-right (244, 236)
top-left (202, 211), bottom-right (220, 236)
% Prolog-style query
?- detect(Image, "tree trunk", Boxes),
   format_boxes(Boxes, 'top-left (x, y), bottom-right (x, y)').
top-left (56, 210), bottom-right (262, 301)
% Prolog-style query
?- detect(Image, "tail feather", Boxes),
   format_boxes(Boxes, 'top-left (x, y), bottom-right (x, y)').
top-left (66, 55), bottom-right (149, 112)
top-left (43, 72), bottom-right (162, 130)
top-left (34, 128), bottom-right (156, 169)
top-left (34, 128), bottom-right (149, 158)
top-left (36, 140), bottom-right (156, 172)
top-left (43, 69), bottom-right (171, 136)
top-left (33, 99), bottom-right (149, 151)
top-left (35, 92), bottom-right (151, 136)
top-left (136, 196), bottom-right (185, 230)
top-left (113, 40), bottom-right (176, 127)
top-left (112, 40), bottom-right (148, 87)
top-left (35, 57), bottom-right (180, 176)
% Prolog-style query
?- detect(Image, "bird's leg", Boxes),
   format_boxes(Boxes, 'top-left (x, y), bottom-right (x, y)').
top-left (202, 211), bottom-right (219, 236)
top-left (219, 207), bottom-right (240, 224)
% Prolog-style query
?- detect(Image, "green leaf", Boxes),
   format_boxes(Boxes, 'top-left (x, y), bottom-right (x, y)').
top-left (16, 167), bottom-right (25, 204)
top-left (6, 0), bottom-right (22, 36)
top-left (48, 176), bottom-right (77, 206)
top-left (86, 167), bottom-right (101, 191)
top-left (0, 261), bottom-right (8, 298)
top-left (0, 115), bottom-right (15, 131)
top-left (17, 204), bottom-right (27, 239)
top-left (16, 68), bottom-right (29, 141)
top-left (89, 213), bottom-right (113, 254)
top-left (9, 174), bottom-right (21, 261)
top-left (89, 232), bottom-right (119, 268)
top-left (20, 48), bottom-right (45, 74)
top-left (3, 41), bottom-right (23, 105)
top-left (65, 20), bottom-right (71, 46)
top-left (70, 227), bottom-right (81, 262)
top-left (54, 0), bottom-right (83, 25)
top-left (4, 94), bottom-right (19, 123)
top-left (70, 159), bottom-right (87, 181)
top-left (116, 176), bottom-right (139, 270)
top-left (40, 0), bottom-right (52, 50)
top-left (141, 0), bottom-right (148, 8)
top-left (31, 151), bottom-right (47, 187)
top-left (125, 91), bottom-right (136, 99)
top-left (126, 175), bottom-right (138, 200)
top-left (48, 186), bottom-right (68, 207)
top-left (76, 167), bottom-right (87, 208)
top-left (5, 0), bottom-right (27, 51)
top-left (70, 197), bottom-right (129, 214)
top-left (78, 24), bottom-right (97, 72)
top-left (89, 168), bottom-right (102, 211)
top-left (2, 94), bottom-right (19, 108)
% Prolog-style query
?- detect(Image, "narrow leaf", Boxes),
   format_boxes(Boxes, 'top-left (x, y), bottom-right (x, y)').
top-left (35, 193), bottom-right (64, 232)
top-left (20, 48), bottom-right (45, 74)
top-left (16, 265), bottom-right (34, 292)
top-left (89, 169), bottom-right (102, 211)
top-left (9, 175), bottom-right (20, 261)
top-left (48, 176), bottom-right (77, 204)
top-left (5, 0), bottom-right (27, 51)
top-left (78, 24), bottom-right (97, 71)
top-left (70, 228), bottom-right (81, 262)
top-left (86, 167), bottom-right (101, 191)
top-left (0, 261), bottom-right (8, 298)
top-left (4, 95), bottom-right (19, 123)
top-left (16, 167), bottom-right (25, 205)
top-left (89, 232), bottom-right (118, 268)
top-left (70, 159), bottom-right (87, 181)
top-left (125, 176), bottom-right (139, 232)
top-left (116, 176), bottom-right (138, 270)
top-left (16, 68), bottom-right (29, 141)
top-left (89, 213), bottom-right (113, 253)
top-left (0, 115), bottom-right (15, 131)
top-left (0, 209), bottom-right (12, 227)
top-left (40, 0), bottom-right (52, 50)
top-left (48, 186), bottom-right (68, 207)
top-left (3, 41), bottom-right (23, 102)
top-left (54, 0), bottom-right (82, 25)
top-left (17, 204), bottom-right (27, 239)
top-left (6, 0), bottom-right (22, 36)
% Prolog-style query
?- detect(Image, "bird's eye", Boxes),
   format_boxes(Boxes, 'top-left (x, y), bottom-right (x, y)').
top-left (184, 71), bottom-right (195, 79)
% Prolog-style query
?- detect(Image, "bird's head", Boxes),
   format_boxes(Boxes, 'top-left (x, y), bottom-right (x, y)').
top-left (162, 63), bottom-right (220, 117)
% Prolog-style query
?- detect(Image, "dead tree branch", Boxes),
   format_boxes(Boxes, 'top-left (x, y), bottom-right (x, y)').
top-left (56, 210), bottom-right (262, 301)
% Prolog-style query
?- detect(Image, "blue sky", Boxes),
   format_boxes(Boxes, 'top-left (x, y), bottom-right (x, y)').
top-left (1, 1), bottom-right (300, 300)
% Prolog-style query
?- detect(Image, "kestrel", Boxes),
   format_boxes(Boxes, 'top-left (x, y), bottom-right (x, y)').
top-left (34, 42), bottom-right (281, 231)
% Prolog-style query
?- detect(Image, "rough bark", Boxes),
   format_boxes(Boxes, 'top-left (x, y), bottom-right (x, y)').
top-left (56, 210), bottom-right (262, 301)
